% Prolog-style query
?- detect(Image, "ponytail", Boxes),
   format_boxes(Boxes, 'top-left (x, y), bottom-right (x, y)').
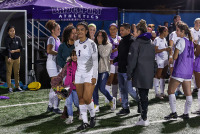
top-left (177, 22), bottom-right (193, 41)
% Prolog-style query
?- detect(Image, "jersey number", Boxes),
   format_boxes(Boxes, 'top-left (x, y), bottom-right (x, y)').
top-left (78, 50), bottom-right (81, 57)
top-left (187, 46), bottom-right (193, 58)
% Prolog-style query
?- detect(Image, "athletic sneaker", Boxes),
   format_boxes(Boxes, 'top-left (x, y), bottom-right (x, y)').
top-left (46, 106), bottom-right (53, 112)
top-left (90, 116), bottom-right (96, 128)
top-left (94, 105), bottom-right (100, 113)
top-left (8, 88), bottom-right (13, 93)
top-left (192, 88), bottom-right (198, 93)
top-left (77, 122), bottom-right (90, 130)
top-left (164, 112), bottom-right (178, 120)
top-left (65, 116), bottom-right (73, 124)
top-left (135, 117), bottom-right (149, 126)
top-left (116, 108), bottom-right (130, 115)
top-left (16, 87), bottom-right (23, 91)
top-left (178, 114), bottom-right (189, 119)
top-left (155, 94), bottom-right (164, 99)
top-left (110, 97), bottom-right (116, 111)
top-left (53, 108), bottom-right (63, 114)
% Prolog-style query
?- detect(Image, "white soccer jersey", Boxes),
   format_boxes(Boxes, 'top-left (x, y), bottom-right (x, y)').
top-left (154, 37), bottom-right (168, 61)
top-left (169, 31), bottom-right (181, 53)
top-left (75, 38), bottom-right (98, 79)
top-left (108, 36), bottom-right (121, 44)
top-left (190, 28), bottom-right (200, 45)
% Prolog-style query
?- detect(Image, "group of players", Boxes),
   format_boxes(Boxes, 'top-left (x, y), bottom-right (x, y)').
top-left (44, 15), bottom-right (200, 130)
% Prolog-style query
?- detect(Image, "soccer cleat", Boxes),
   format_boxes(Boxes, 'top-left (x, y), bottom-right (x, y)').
top-left (16, 87), bottom-right (23, 92)
top-left (178, 114), bottom-right (189, 119)
top-left (110, 97), bottom-right (116, 111)
top-left (46, 106), bottom-right (53, 112)
top-left (8, 88), bottom-right (13, 93)
top-left (53, 108), bottom-right (63, 114)
top-left (160, 93), bottom-right (167, 98)
top-left (65, 116), bottom-right (73, 124)
top-left (164, 112), bottom-right (178, 120)
top-left (77, 122), bottom-right (90, 130)
top-left (116, 108), bottom-right (130, 115)
top-left (78, 114), bottom-right (82, 120)
top-left (94, 105), bottom-right (100, 113)
top-left (90, 116), bottom-right (96, 128)
top-left (135, 117), bottom-right (150, 126)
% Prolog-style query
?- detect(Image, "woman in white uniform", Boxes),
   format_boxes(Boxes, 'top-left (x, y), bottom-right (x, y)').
top-left (45, 20), bottom-right (62, 114)
top-left (75, 22), bottom-right (98, 130)
top-left (154, 26), bottom-right (170, 98)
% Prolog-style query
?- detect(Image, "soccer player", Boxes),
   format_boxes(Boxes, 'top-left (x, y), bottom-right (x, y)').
top-left (154, 26), bottom-right (170, 98)
top-left (165, 22), bottom-right (194, 120)
top-left (75, 22), bottom-right (98, 130)
top-left (45, 20), bottom-right (62, 114)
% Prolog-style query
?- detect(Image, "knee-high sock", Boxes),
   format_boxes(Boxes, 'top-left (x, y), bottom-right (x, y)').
top-left (53, 94), bottom-right (60, 109)
top-left (79, 104), bottom-right (88, 123)
top-left (198, 89), bottom-right (200, 111)
top-left (154, 78), bottom-right (159, 94)
top-left (87, 101), bottom-right (95, 118)
top-left (105, 85), bottom-right (111, 103)
top-left (48, 88), bottom-right (54, 107)
top-left (169, 94), bottom-right (176, 113)
top-left (160, 79), bottom-right (165, 94)
top-left (184, 96), bottom-right (192, 114)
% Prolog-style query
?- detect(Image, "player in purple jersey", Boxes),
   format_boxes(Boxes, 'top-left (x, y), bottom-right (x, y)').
top-left (165, 22), bottom-right (194, 120)
top-left (105, 23), bottom-right (122, 104)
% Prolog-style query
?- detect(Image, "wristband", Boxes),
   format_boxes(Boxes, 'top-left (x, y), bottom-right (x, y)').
top-left (170, 64), bottom-right (173, 67)
top-left (169, 55), bottom-right (173, 58)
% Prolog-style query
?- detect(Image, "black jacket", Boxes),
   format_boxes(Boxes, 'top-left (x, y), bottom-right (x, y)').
top-left (4, 35), bottom-right (22, 60)
top-left (113, 34), bottom-right (134, 73)
top-left (127, 35), bottom-right (156, 89)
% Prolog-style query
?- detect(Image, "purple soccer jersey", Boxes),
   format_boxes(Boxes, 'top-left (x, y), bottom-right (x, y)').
top-left (172, 38), bottom-right (194, 79)
top-left (108, 35), bottom-right (120, 66)
top-left (55, 38), bottom-right (60, 52)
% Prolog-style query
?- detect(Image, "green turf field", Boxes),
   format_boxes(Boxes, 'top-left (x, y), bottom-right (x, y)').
top-left (1, 86), bottom-right (200, 134)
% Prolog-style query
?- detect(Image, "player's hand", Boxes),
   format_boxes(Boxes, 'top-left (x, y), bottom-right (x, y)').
top-left (8, 58), bottom-right (11, 63)
top-left (91, 78), bottom-right (96, 85)
top-left (166, 47), bottom-right (171, 52)
top-left (10, 50), bottom-right (15, 53)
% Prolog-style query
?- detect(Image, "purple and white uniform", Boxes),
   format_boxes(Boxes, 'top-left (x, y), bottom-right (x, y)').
top-left (194, 53), bottom-right (200, 73)
top-left (46, 36), bottom-right (61, 77)
top-left (108, 35), bottom-right (121, 73)
top-left (172, 37), bottom-right (194, 82)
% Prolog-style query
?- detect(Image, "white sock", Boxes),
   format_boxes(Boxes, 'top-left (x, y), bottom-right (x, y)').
top-left (87, 101), bottom-right (95, 117)
top-left (53, 95), bottom-right (60, 109)
top-left (154, 78), bottom-right (159, 94)
top-left (48, 88), bottom-right (54, 107)
top-left (105, 85), bottom-right (111, 103)
top-left (198, 89), bottom-right (200, 111)
top-left (160, 79), bottom-right (165, 94)
top-left (184, 96), bottom-right (192, 114)
top-left (79, 104), bottom-right (88, 123)
top-left (169, 94), bottom-right (176, 113)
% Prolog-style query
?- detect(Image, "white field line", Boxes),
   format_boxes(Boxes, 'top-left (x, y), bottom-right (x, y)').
top-left (0, 101), bottom-right (48, 108)
top-left (85, 115), bottom-right (199, 134)
top-left (0, 95), bottom-right (105, 109)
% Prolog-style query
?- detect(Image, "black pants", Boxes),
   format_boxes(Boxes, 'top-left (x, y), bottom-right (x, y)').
top-left (137, 88), bottom-right (149, 120)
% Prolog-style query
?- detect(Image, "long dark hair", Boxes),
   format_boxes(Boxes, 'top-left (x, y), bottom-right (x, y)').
top-left (177, 22), bottom-right (193, 41)
top-left (62, 26), bottom-right (76, 45)
top-left (158, 26), bottom-right (167, 34)
top-left (76, 21), bottom-right (89, 38)
top-left (94, 30), bottom-right (108, 45)
top-left (67, 50), bottom-right (76, 67)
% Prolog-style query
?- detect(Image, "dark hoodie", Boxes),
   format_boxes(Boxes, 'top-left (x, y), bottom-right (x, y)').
top-left (113, 34), bottom-right (134, 73)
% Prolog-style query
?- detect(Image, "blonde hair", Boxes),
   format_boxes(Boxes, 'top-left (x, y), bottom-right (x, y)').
top-left (136, 19), bottom-right (147, 34)
top-left (88, 23), bottom-right (96, 29)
